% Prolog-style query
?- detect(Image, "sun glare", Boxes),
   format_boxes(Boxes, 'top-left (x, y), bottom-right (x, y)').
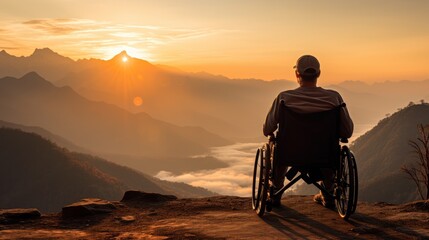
top-left (133, 96), bottom-right (143, 106)
top-left (122, 56), bottom-right (128, 62)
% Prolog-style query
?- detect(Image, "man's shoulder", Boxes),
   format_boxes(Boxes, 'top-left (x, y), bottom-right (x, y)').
top-left (281, 87), bottom-right (341, 95)
top-left (279, 88), bottom-right (300, 95)
top-left (277, 87), bottom-right (344, 101)
top-left (322, 88), bottom-right (341, 96)
top-left (276, 90), bottom-right (292, 97)
top-left (321, 88), bottom-right (345, 102)
top-left (276, 89), bottom-right (300, 101)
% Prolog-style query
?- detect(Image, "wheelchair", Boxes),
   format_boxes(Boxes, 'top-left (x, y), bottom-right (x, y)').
top-left (252, 104), bottom-right (358, 220)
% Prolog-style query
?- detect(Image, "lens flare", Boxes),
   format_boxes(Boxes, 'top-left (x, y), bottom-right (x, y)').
top-left (133, 96), bottom-right (143, 106)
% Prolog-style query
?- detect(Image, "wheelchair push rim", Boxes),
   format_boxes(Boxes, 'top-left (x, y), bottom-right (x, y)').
top-left (251, 144), bottom-right (270, 217)
top-left (350, 152), bottom-right (358, 214)
top-left (252, 148), bottom-right (262, 210)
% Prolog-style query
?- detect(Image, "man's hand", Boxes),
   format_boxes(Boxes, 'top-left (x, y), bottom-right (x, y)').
top-left (268, 133), bottom-right (276, 142)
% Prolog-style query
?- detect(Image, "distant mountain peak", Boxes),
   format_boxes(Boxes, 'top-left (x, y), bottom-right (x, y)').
top-left (110, 50), bottom-right (132, 61)
top-left (29, 48), bottom-right (74, 63)
top-left (20, 71), bottom-right (44, 81)
top-left (19, 72), bottom-right (53, 88)
top-left (107, 50), bottom-right (153, 67)
top-left (31, 48), bottom-right (56, 56)
top-left (0, 49), bottom-right (11, 56)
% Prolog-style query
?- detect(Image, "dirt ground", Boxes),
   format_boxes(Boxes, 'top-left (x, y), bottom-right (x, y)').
top-left (1, 195), bottom-right (428, 239)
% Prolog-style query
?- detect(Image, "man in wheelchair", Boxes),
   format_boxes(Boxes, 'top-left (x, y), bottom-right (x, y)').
top-left (262, 55), bottom-right (354, 209)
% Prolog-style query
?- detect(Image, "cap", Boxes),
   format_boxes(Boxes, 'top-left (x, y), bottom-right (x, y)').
top-left (293, 55), bottom-right (320, 76)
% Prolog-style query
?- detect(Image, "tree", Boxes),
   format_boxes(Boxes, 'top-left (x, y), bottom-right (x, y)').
top-left (402, 124), bottom-right (429, 200)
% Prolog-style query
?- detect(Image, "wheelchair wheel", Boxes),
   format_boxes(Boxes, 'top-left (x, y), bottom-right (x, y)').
top-left (335, 146), bottom-right (357, 220)
top-left (251, 144), bottom-right (270, 217)
top-left (349, 151), bottom-right (358, 214)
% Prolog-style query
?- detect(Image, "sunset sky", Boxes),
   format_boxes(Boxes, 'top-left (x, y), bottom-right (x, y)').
top-left (1, 0), bottom-right (428, 83)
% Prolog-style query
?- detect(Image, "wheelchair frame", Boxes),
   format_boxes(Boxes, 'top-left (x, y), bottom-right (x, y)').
top-left (252, 137), bottom-right (358, 220)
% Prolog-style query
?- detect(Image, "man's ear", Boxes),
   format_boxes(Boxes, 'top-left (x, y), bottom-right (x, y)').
top-left (295, 70), bottom-right (300, 78)
top-left (295, 70), bottom-right (302, 85)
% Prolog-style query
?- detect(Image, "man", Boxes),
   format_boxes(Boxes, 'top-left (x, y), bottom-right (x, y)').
top-left (263, 55), bottom-right (354, 207)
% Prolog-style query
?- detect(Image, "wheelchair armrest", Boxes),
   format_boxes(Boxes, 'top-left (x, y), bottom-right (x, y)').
top-left (340, 138), bottom-right (349, 143)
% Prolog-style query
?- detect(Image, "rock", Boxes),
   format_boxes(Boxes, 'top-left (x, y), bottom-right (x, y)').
top-left (402, 200), bottom-right (429, 212)
top-left (119, 215), bottom-right (135, 223)
top-left (147, 212), bottom-right (157, 216)
top-left (0, 208), bottom-right (41, 223)
top-left (62, 198), bottom-right (116, 218)
top-left (121, 191), bottom-right (177, 203)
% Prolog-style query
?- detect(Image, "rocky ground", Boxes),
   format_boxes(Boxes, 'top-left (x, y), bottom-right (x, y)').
top-left (1, 192), bottom-right (428, 239)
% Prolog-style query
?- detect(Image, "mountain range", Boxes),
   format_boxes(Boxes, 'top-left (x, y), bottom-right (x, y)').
top-left (0, 127), bottom-right (215, 212)
top-left (0, 48), bottom-right (290, 140)
top-left (0, 48), bottom-right (75, 82)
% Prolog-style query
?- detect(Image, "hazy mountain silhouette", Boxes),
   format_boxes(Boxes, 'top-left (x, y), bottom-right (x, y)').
top-left (351, 103), bottom-right (429, 203)
top-left (1, 48), bottom-right (428, 141)
top-left (0, 73), bottom-right (230, 173)
top-left (0, 128), bottom-right (216, 212)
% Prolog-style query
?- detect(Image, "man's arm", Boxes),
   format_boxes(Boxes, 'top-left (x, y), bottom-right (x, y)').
top-left (263, 94), bottom-right (281, 136)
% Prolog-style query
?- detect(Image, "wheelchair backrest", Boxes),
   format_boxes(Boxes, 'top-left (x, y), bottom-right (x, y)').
top-left (275, 103), bottom-right (342, 168)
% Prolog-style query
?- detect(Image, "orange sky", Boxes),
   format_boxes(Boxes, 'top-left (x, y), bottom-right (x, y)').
top-left (1, 0), bottom-right (428, 83)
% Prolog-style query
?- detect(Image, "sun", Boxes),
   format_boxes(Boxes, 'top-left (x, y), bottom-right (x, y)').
top-left (122, 56), bottom-right (128, 62)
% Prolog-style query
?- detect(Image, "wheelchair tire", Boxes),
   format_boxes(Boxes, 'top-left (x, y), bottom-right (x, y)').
top-left (251, 144), bottom-right (270, 217)
top-left (335, 146), bottom-right (357, 220)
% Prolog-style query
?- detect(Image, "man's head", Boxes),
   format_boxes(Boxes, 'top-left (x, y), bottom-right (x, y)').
top-left (294, 55), bottom-right (321, 83)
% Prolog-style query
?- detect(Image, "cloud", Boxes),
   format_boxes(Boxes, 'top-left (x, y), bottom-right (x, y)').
top-left (22, 19), bottom-right (80, 35)
top-left (155, 143), bottom-right (261, 197)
